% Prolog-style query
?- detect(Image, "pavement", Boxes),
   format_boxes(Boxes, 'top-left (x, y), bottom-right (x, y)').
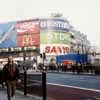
top-left (0, 86), bottom-right (42, 100)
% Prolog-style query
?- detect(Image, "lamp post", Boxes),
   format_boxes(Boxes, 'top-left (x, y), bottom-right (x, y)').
top-left (81, 39), bottom-right (84, 54)
top-left (43, 52), bottom-right (46, 72)
top-left (22, 47), bottom-right (27, 95)
top-left (70, 33), bottom-right (75, 54)
top-left (41, 52), bottom-right (47, 100)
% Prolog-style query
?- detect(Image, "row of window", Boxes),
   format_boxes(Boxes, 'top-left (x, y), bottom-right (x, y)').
top-left (0, 46), bottom-right (36, 52)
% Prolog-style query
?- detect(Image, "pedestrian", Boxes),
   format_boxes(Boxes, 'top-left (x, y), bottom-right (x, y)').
top-left (77, 63), bottom-right (81, 74)
top-left (3, 55), bottom-right (21, 100)
top-left (72, 63), bottom-right (75, 74)
top-left (0, 62), bottom-right (5, 88)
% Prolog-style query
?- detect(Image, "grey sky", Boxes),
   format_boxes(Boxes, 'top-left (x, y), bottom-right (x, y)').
top-left (0, 0), bottom-right (100, 47)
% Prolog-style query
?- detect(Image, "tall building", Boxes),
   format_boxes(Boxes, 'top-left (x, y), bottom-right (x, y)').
top-left (0, 14), bottom-right (90, 62)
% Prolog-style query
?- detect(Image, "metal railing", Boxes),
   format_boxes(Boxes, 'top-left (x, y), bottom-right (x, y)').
top-left (17, 71), bottom-right (46, 100)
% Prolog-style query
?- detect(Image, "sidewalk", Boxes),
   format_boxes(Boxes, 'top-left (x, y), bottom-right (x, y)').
top-left (0, 87), bottom-right (42, 100)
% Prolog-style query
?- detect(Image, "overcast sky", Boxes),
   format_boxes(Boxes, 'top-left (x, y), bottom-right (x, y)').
top-left (0, 0), bottom-right (100, 48)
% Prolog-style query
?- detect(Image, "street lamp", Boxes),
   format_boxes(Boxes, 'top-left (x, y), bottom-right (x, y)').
top-left (81, 39), bottom-right (84, 54)
top-left (70, 33), bottom-right (75, 54)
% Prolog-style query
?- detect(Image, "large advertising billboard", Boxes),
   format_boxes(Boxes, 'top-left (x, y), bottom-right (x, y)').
top-left (0, 19), bottom-right (40, 48)
top-left (40, 44), bottom-right (70, 55)
top-left (40, 18), bottom-right (71, 55)
top-left (0, 22), bottom-right (17, 48)
top-left (40, 19), bottom-right (69, 32)
top-left (40, 32), bottom-right (70, 44)
top-left (15, 19), bottom-right (40, 47)
top-left (40, 31), bottom-right (71, 55)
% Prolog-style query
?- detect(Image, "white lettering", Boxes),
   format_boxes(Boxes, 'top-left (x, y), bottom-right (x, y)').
top-left (41, 20), bottom-right (68, 29)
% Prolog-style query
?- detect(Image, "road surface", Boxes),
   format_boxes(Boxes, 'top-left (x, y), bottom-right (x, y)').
top-left (47, 73), bottom-right (100, 100)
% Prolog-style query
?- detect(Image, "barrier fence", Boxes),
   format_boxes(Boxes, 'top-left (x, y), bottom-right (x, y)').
top-left (17, 72), bottom-right (47, 100)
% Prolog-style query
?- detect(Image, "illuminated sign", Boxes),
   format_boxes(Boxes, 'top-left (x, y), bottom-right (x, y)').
top-left (0, 19), bottom-right (40, 48)
top-left (40, 44), bottom-right (70, 55)
top-left (45, 46), bottom-right (70, 54)
top-left (0, 22), bottom-right (17, 48)
top-left (16, 19), bottom-right (40, 47)
top-left (17, 33), bottom-right (40, 47)
top-left (40, 32), bottom-right (70, 44)
top-left (40, 19), bottom-right (69, 32)
top-left (15, 20), bottom-right (40, 34)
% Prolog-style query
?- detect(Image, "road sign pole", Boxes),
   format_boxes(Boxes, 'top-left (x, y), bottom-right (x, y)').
top-left (42, 72), bottom-right (47, 100)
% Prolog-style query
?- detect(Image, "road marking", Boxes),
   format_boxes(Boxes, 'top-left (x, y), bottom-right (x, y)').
top-left (48, 83), bottom-right (100, 93)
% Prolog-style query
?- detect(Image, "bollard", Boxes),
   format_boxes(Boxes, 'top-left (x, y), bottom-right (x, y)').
top-left (24, 69), bottom-right (27, 95)
top-left (42, 72), bottom-right (47, 100)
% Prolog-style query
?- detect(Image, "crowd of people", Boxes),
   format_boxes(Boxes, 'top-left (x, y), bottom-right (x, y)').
top-left (36, 58), bottom-right (94, 74)
top-left (48, 62), bottom-right (94, 74)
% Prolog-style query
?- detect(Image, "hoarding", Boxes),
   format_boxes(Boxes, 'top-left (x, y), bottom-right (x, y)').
top-left (0, 19), bottom-right (40, 48)
top-left (40, 32), bottom-right (70, 44)
top-left (56, 54), bottom-right (88, 64)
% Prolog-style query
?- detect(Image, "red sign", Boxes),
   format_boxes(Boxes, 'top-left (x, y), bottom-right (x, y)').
top-left (45, 46), bottom-right (70, 54)
top-left (62, 60), bottom-right (74, 65)
top-left (15, 20), bottom-right (40, 34)
top-left (15, 19), bottom-right (40, 47)
top-left (17, 33), bottom-right (40, 47)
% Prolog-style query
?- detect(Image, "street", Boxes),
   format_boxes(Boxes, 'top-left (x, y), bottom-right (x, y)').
top-left (1, 72), bottom-right (100, 100)
top-left (47, 73), bottom-right (100, 90)
top-left (47, 73), bottom-right (100, 100)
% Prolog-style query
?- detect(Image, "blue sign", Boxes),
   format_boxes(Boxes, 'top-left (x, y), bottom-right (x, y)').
top-left (40, 19), bottom-right (69, 32)
top-left (0, 22), bottom-right (17, 48)
top-left (56, 54), bottom-right (88, 63)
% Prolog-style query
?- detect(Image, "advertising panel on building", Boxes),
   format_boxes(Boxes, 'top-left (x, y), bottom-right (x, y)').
top-left (40, 18), bottom-right (70, 56)
top-left (40, 44), bottom-right (70, 55)
top-left (15, 19), bottom-right (40, 47)
top-left (0, 22), bottom-right (17, 48)
top-left (0, 19), bottom-right (40, 48)
top-left (40, 32), bottom-right (70, 44)
top-left (40, 19), bottom-right (69, 32)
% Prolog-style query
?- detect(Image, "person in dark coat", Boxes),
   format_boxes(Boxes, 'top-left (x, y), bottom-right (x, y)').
top-left (3, 55), bottom-right (21, 100)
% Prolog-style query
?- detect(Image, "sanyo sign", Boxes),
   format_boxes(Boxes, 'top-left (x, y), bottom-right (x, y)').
top-left (40, 44), bottom-right (70, 55)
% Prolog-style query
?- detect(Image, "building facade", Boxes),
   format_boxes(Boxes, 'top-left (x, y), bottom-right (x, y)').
top-left (0, 14), bottom-right (90, 62)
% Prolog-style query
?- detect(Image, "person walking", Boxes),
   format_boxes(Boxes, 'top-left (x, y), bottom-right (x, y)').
top-left (3, 55), bottom-right (21, 100)
top-left (0, 62), bottom-right (5, 88)
top-left (77, 63), bottom-right (81, 74)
